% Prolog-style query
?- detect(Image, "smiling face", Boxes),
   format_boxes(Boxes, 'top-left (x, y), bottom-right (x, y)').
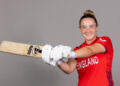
top-left (80, 18), bottom-right (98, 44)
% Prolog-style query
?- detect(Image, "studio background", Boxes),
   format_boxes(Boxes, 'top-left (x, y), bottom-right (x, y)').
top-left (0, 0), bottom-right (120, 86)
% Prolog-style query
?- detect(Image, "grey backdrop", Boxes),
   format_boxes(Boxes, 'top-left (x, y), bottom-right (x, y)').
top-left (0, 0), bottom-right (120, 86)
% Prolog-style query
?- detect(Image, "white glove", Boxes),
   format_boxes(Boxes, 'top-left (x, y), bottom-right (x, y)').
top-left (50, 45), bottom-right (72, 61)
top-left (50, 46), bottom-right (63, 61)
top-left (42, 44), bottom-right (56, 66)
top-left (59, 45), bottom-right (72, 57)
top-left (59, 45), bottom-right (76, 58)
top-left (42, 44), bottom-right (75, 66)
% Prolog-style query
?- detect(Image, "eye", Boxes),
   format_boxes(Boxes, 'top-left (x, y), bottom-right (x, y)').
top-left (89, 25), bottom-right (95, 28)
top-left (81, 25), bottom-right (87, 29)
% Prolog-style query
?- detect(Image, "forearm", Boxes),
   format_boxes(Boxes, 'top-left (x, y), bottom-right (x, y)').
top-left (58, 59), bottom-right (77, 74)
top-left (74, 46), bottom-right (95, 58)
top-left (73, 43), bottom-right (106, 58)
top-left (58, 61), bottom-right (71, 74)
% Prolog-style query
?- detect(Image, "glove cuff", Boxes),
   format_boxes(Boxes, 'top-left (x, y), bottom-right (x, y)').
top-left (69, 51), bottom-right (76, 58)
top-left (57, 59), bottom-right (63, 65)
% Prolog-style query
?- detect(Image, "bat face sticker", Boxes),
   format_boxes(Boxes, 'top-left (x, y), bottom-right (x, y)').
top-left (27, 45), bottom-right (42, 56)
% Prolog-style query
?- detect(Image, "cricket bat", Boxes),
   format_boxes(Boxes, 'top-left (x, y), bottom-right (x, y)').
top-left (0, 40), bottom-right (43, 58)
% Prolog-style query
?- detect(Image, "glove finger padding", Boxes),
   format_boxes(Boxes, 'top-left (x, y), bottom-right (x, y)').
top-left (57, 45), bottom-right (72, 58)
top-left (42, 44), bottom-right (56, 66)
top-left (42, 44), bottom-right (52, 62)
top-left (62, 46), bottom-right (72, 57)
top-left (50, 46), bottom-right (63, 61)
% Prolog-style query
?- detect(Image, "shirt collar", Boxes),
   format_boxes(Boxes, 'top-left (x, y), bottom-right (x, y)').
top-left (84, 36), bottom-right (99, 45)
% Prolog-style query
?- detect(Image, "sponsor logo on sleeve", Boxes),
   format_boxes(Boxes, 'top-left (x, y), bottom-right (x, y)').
top-left (99, 38), bottom-right (106, 42)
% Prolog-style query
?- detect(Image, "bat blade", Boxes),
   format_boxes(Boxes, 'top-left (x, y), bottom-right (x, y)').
top-left (0, 41), bottom-right (43, 58)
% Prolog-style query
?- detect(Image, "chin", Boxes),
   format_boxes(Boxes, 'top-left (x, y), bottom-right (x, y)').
top-left (86, 38), bottom-right (93, 41)
top-left (84, 35), bottom-right (95, 41)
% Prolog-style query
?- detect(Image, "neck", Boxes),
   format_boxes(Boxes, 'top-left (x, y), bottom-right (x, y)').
top-left (86, 36), bottom-right (97, 44)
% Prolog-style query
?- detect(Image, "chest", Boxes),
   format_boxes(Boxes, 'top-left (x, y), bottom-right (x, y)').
top-left (76, 53), bottom-right (106, 71)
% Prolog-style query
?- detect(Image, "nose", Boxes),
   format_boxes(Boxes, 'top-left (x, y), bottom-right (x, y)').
top-left (86, 28), bottom-right (91, 32)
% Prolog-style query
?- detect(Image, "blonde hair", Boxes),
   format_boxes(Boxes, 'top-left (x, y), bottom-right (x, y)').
top-left (83, 10), bottom-right (95, 16)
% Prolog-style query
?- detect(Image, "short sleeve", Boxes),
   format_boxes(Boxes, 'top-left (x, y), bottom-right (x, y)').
top-left (96, 36), bottom-right (113, 53)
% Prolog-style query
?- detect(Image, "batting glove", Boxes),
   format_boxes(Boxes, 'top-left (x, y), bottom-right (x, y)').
top-left (50, 45), bottom-right (76, 61)
top-left (59, 45), bottom-right (76, 58)
top-left (50, 46), bottom-right (63, 61)
top-left (42, 44), bottom-right (56, 66)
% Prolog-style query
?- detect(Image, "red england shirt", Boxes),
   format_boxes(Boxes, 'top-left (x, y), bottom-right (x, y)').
top-left (74, 36), bottom-right (114, 86)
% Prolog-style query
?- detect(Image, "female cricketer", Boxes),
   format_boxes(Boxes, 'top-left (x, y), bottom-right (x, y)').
top-left (42, 10), bottom-right (114, 86)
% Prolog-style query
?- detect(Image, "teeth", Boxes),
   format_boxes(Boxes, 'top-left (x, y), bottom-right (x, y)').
top-left (85, 33), bottom-right (92, 36)
top-left (84, 33), bottom-right (94, 38)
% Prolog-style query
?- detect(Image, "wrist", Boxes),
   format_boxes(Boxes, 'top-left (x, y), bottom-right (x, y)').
top-left (57, 59), bottom-right (63, 65)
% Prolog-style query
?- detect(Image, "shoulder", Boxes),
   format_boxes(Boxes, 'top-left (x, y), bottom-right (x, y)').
top-left (96, 36), bottom-right (113, 48)
top-left (98, 36), bottom-right (112, 42)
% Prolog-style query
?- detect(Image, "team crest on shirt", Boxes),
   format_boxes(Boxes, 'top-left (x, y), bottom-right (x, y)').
top-left (77, 56), bottom-right (99, 70)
